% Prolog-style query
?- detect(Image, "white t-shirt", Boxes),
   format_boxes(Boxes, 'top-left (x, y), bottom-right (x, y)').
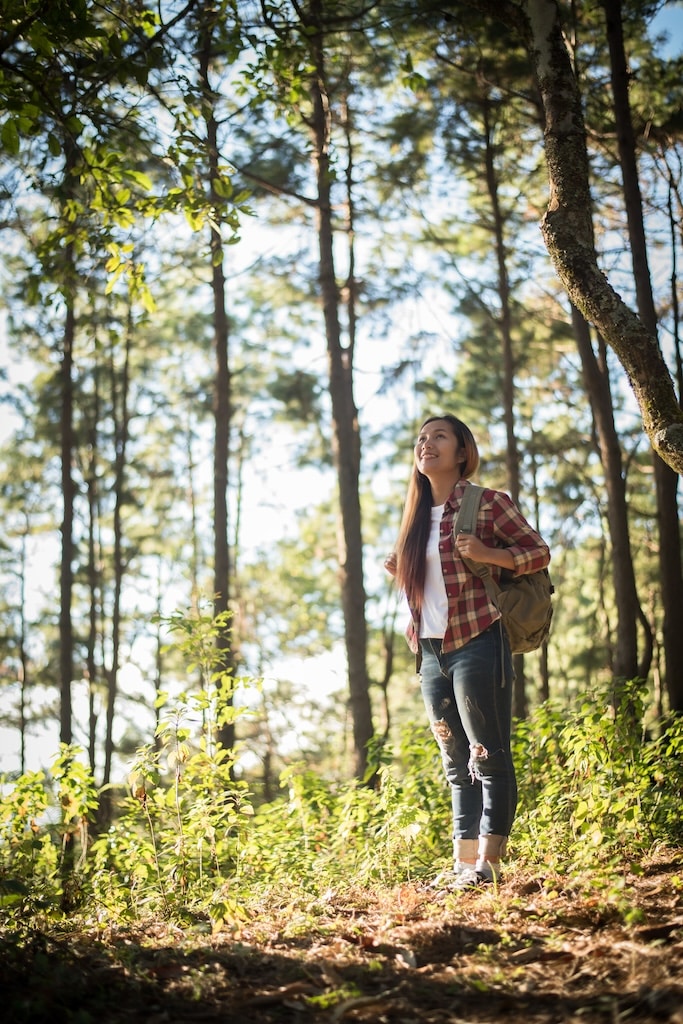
top-left (419, 503), bottom-right (448, 638)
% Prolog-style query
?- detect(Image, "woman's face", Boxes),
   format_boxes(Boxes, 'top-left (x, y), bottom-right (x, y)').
top-left (414, 419), bottom-right (463, 478)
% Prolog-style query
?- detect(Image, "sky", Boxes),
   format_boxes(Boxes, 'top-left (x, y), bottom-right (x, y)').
top-left (649, 2), bottom-right (683, 55)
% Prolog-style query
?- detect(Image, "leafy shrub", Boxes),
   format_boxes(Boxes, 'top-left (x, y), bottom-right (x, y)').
top-left (0, 745), bottom-right (98, 913)
top-left (2, 602), bottom-right (681, 931)
top-left (238, 742), bottom-right (444, 893)
top-left (512, 677), bottom-right (683, 869)
top-left (0, 768), bottom-right (56, 909)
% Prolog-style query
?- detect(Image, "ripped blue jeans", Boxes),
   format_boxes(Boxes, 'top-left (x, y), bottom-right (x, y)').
top-left (419, 624), bottom-right (516, 846)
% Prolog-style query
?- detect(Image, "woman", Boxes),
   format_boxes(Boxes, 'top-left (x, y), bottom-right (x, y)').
top-left (384, 414), bottom-right (550, 889)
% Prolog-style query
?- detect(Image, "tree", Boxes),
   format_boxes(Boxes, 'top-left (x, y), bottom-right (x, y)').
top-left (523, 0), bottom-right (683, 472)
top-left (571, 307), bottom-right (647, 682)
top-left (58, 170), bottom-right (78, 750)
top-left (601, 0), bottom-right (683, 708)
top-left (547, 0), bottom-right (652, 686)
top-left (194, 1), bottom-right (241, 752)
top-left (307, 1), bottom-right (374, 779)
top-left (100, 306), bottom-right (134, 818)
top-left (243, 0), bottom-right (375, 779)
top-left (459, 0), bottom-right (683, 472)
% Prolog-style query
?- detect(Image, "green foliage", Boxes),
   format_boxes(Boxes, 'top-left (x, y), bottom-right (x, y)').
top-left (98, 672), bottom-right (680, 919)
top-left (239, 752), bottom-right (437, 892)
top-left (1, 615), bottom-right (681, 932)
top-left (89, 604), bottom-right (258, 917)
top-left (0, 745), bottom-right (99, 912)
top-left (92, 736), bottom-right (253, 920)
top-left (512, 678), bottom-right (683, 870)
top-left (0, 768), bottom-right (56, 907)
top-left (51, 744), bottom-right (100, 860)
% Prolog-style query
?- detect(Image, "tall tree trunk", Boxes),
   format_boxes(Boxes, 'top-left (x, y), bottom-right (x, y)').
top-left (476, 0), bottom-right (683, 472)
top-left (18, 525), bottom-right (28, 775)
top-left (184, 410), bottom-right (202, 610)
top-left (199, 14), bottom-right (236, 752)
top-left (602, 0), bottom-right (683, 709)
top-left (663, 170), bottom-right (682, 401)
top-left (154, 558), bottom-right (164, 753)
top-left (100, 313), bottom-right (132, 824)
top-left (58, 242), bottom-right (76, 885)
top-left (481, 88), bottom-right (528, 718)
top-left (59, 266), bottom-right (75, 749)
top-left (571, 305), bottom-right (647, 680)
top-left (85, 385), bottom-right (100, 776)
top-left (56, 127), bottom-right (82, 881)
top-left (309, 3), bottom-right (373, 779)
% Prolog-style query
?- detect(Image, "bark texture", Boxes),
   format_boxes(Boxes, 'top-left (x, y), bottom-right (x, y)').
top-left (464, 0), bottom-right (683, 472)
top-left (59, 285), bottom-right (75, 748)
top-left (199, 10), bottom-right (237, 752)
top-left (601, 0), bottom-right (683, 708)
top-left (520, 0), bottom-right (683, 473)
top-left (309, 1), bottom-right (374, 780)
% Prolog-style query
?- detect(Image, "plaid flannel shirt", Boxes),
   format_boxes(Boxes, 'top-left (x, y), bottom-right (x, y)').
top-left (405, 478), bottom-right (551, 655)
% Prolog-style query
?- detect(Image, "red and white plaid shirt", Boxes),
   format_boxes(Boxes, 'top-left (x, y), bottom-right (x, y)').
top-left (405, 478), bottom-right (551, 654)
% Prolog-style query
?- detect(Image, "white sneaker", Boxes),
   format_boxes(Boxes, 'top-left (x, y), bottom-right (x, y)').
top-left (428, 861), bottom-right (477, 891)
top-left (452, 867), bottom-right (494, 889)
top-left (453, 860), bottom-right (503, 889)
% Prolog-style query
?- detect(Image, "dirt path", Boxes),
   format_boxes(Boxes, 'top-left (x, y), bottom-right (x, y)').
top-left (2, 856), bottom-right (682, 1022)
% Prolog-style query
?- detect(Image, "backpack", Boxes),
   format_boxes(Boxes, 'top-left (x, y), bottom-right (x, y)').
top-left (454, 484), bottom-right (554, 655)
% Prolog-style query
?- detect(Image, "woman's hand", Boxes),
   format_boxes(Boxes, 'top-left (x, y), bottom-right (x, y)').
top-left (455, 532), bottom-right (488, 561)
top-left (383, 552), bottom-right (397, 577)
top-left (455, 533), bottom-right (515, 570)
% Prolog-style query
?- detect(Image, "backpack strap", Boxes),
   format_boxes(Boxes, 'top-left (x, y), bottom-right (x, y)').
top-left (453, 484), bottom-right (499, 605)
top-left (453, 482), bottom-right (484, 537)
top-left (454, 484), bottom-right (510, 678)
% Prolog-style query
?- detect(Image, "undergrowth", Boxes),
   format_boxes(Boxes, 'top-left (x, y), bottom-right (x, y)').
top-left (1, 610), bottom-right (682, 932)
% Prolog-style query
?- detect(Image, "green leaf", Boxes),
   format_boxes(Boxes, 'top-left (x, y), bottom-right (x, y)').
top-left (213, 177), bottom-right (233, 198)
top-left (184, 207), bottom-right (206, 231)
top-left (1, 118), bottom-right (20, 155)
top-left (139, 284), bottom-right (156, 313)
top-left (125, 169), bottom-right (153, 190)
top-left (66, 115), bottom-right (85, 136)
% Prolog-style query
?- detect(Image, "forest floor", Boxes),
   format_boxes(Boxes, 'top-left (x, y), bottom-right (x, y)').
top-left (2, 851), bottom-right (682, 1024)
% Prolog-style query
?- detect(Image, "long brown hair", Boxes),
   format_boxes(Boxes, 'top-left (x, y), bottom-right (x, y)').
top-left (395, 415), bottom-right (480, 610)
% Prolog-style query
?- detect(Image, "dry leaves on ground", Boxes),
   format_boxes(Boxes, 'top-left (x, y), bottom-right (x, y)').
top-left (1, 853), bottom-right (681, 1023)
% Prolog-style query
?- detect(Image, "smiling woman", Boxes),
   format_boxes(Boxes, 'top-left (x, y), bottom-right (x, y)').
top-left (385, 413), bottom-right (550, 891)
top-left (413, 419), bottom-right (470, 503)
